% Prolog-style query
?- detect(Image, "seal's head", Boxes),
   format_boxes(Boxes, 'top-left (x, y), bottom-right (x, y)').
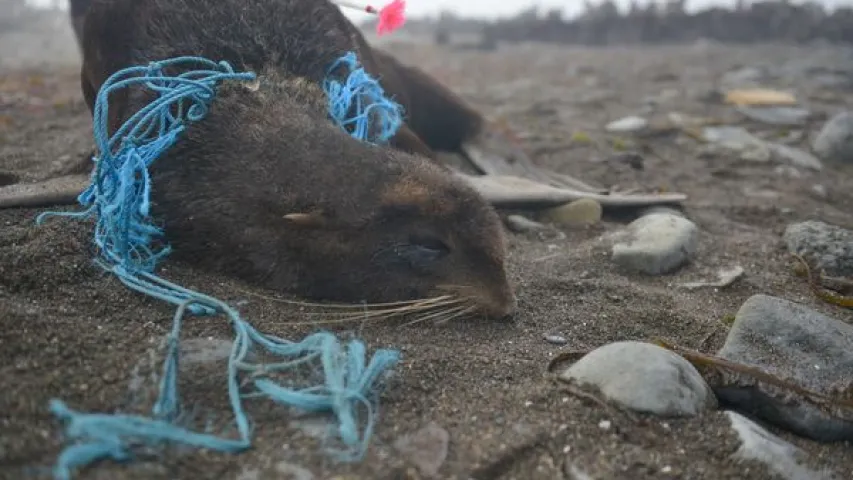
top-left (154, 75), bottom-right (516, 320)
top-left (280, 157), bottom-right (517, 320)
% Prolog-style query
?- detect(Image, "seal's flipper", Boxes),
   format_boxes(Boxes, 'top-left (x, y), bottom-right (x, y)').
top-left (372, 49), bottom-right (608, 194)
top-left (460, 128), bottom-right (607, 194)
top-left (457, 173), bottom-right (686, 210)
top-left (0, 174), bottom-right (90, 209)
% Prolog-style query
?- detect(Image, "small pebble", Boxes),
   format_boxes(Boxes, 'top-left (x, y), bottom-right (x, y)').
top-left (560, 341), bottom-right (717, 417)
top-left (767, 142), bottom-right (823, 171)
top-left (605, 115), bottom-right (648, 133)
top-left (544, 334), bottom-right (568, 345)
top-left (810, 184), bottom-right (828, 199)
top-left (701, 125), bottom-right (764, 152)
top-left (540, 198), bottom-right (603, 227)
top-left (812, 110), bottom-right (853, 164)
top-left (735, 105), bottom-right (811, 126)
top-left (611, 213), bottom-right (699, 275)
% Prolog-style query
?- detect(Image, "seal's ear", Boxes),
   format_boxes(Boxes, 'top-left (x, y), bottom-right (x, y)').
top-left (283, 212), bottom-right (327, 228)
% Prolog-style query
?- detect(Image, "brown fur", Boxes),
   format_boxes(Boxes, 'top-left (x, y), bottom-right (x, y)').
top-left (65, 0), bottom-right (516, 318)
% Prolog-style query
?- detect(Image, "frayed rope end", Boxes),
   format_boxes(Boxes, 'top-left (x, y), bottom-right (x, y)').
top-left (323, 51), bottom-right (403, 145)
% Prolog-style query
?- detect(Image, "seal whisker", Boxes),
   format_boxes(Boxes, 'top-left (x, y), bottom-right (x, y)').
top-left (236, 287), bottom-right (454, 310)
top-left (288, 297), bottom-right (466, 326)
top-left (435, 306), bottom-right (477, 325)
top-left (307, 296), bottom-right (464, 317)
top-left (401, 304), bottom-right (470, 327)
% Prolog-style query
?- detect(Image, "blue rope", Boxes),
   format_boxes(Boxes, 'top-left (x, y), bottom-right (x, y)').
top-left (35, 54), bottom-right (402, 480)
top-left (323, 51), bottom-right (403, 144)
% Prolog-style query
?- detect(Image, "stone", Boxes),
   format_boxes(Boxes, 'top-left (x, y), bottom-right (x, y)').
top-left (701, 125), bottom-right (765, 152)
top-left (725, 411), bottom-right (835, 480)
top-left (393, 422), bottom-right (450, 477)
top-left (812, 111), bottom-right (853, 164)
top-left (736, 106), bottom-right (811, 126)
top-left (611, 213), bottom-right (699, 275)
top-left (638, 206), bottom-right (686, 218)
top-left (605, 116), bottom-right (648, 133)
top-left (540, 198), bottom-right (603, 227)
top-left (717, 294), bottom-right (853, 442)
top-left (810, 184), bottom-right (829, 200)
top-left (678, 265), bottom-right (744, 290)
top-left (767, 142), bottom-right (823, 171)
top-left (560, 341), bottom-right (717, 417)
top-left (783, 221), bottom-right (853, 277)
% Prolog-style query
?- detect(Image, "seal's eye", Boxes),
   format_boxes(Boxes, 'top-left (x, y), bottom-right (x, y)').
top-left (407, 234), bottom-right (450, 256)
top-left (394, 233), bottom-right (449, 269)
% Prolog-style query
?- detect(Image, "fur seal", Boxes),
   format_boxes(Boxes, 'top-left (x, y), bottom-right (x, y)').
top-left (34, 0), bottom-right (519, 318)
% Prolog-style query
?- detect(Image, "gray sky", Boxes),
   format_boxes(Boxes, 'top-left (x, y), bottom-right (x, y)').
top-left (342, 0), bottom-right (853, 22)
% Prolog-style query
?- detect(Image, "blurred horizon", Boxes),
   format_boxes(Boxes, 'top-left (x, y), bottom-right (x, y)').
top-left (24, 0), bottom-right (853, 24)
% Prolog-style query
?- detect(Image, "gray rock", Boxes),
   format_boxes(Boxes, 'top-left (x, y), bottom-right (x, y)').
top-left (638, 206), bottom-right (686, 218)
top-left (717, 294), bottom-right (853, 442)
top-left (811, 184), bottom-right (829, 200)
top-left (783, 221), bottom-right (853, 277)
top-left (393, 422), bottom-right (449, 477)
top-left (725, 411), bottom-right (835, 480)
top-left (701, 126), bottom-right (765, 151)
top-left (812, 111), bottom-right (853, 164)
top-left (611, 213), bottom-right (699, 275)
top-left (605, 116), bottom-right (648, 133)
top-left (767, 142), bottom-right (823, 171)
top-left (560, 341), bottom-right (717, 417)
top-left (736, 106), bottom-right (811, 126)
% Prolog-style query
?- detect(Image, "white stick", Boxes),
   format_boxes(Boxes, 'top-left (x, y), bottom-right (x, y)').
top-left (330, 0), bottom-right (377, 13)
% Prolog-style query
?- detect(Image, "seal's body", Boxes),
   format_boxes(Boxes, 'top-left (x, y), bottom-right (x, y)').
top-left (70, 0), bottom-right (516, 318)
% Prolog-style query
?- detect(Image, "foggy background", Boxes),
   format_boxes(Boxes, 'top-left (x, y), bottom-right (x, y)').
top-left (22, 0), bottom-right (853, 22)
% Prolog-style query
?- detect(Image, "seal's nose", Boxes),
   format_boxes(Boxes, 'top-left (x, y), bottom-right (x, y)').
top-left (484, 292), bottom-right (517, 320)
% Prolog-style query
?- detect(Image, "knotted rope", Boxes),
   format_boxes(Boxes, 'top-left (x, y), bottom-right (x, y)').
top-left (36, 54), bottom-right (403, 480)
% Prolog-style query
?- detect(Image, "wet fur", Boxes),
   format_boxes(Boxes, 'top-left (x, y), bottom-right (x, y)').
top-left (69, 0), bottom-right (516, 317)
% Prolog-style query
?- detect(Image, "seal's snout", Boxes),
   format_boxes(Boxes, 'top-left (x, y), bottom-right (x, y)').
top-left (483, 291), bottom-right (517, 320)
top-left (483, 279), bottom-right (517, 320)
